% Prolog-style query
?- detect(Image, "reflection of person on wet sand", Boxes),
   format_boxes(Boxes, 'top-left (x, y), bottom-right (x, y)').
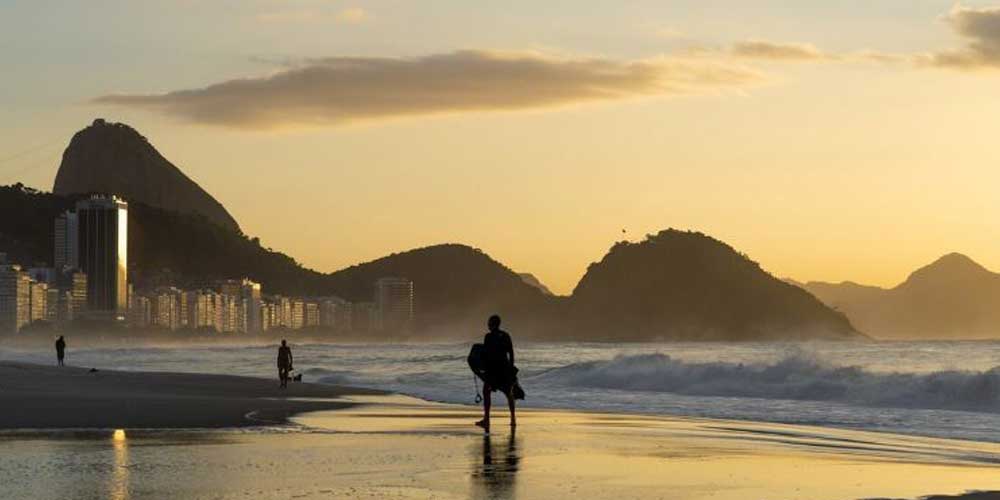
top-left (474, 430), bottom-right (520, 498)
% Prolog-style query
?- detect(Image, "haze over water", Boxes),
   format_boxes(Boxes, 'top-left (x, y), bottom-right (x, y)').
top-left (6, 340), bottom-right (1000, 443)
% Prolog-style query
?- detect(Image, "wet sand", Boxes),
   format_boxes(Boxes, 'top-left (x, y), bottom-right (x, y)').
top-left (3, 361), bottom-right (1000, 499)
top-left (0, 361), bottom-right (379, 428)
top-left (3, 392), bottom-right (1000, 499)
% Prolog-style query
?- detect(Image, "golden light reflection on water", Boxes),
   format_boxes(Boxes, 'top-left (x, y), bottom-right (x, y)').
top-left (110, 429), bottom-right (129, 500)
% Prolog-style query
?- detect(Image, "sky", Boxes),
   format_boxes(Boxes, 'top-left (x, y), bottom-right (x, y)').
top-left (3, 0), bottom-right (1000, 295)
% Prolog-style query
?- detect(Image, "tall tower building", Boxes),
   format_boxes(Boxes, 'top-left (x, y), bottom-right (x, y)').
top-left (76, 196), bottom-right (128, 320)
top-left (241, 279), bottom-right (262, 334)
top-left (54, 211), bottom-right (79, 269)
top-left (375, 277), bottom-right (414, 332)
top-left (218, 278), bottom-right (262, 333)
top-left (0, 265), bottom-right (31, 333)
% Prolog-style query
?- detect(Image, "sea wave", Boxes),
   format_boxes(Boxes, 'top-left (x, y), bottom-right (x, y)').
top-left (529, 353), bottom-right (1000, 413)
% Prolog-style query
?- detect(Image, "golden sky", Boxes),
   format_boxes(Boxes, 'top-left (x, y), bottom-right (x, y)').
top-left (3, 1), bottom-right (1000, 294)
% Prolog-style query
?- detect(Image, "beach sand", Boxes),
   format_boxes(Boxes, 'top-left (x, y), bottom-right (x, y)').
top-left (2, 362), bottom-right (1000, 499)
top-left (0, 361), bottom-right (379, 428)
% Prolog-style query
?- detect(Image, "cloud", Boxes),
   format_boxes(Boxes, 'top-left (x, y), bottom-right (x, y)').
top-left (921, 5), bottom-right (1000, 69)
top-left (255, 6), bottom-right (368, 25)
top-left (731, 40), bottom-right (829, 61)
top-left (336, 7), bottom-right (367, 24)
top-left (93, 50), bottom-right (762, 129)
top-left (652, 27), bottom-right (686, 39)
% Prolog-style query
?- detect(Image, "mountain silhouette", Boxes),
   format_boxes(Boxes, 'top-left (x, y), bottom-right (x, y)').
top-left (0, 184), bottom-right (859, 340)
top-left (519, 273), bottom-right (555, 296)
top-left (53, 119), bottom-right (240, 231)
top-left (804, 253), bottom-right (1000, 339)
top-left (568, 230), bottom-right (859, 340)
top-left (325, 245), bottom-right (556, 335)
top-left (3, 121), bottom-right (865, 341)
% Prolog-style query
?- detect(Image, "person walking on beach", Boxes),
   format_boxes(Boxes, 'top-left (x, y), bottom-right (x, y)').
top-left (476, 315), bottom-right (518, 432)
top-left (277, 340), bottom-right (293, 388)
top-left (55, 336), bottom-right (66, 367)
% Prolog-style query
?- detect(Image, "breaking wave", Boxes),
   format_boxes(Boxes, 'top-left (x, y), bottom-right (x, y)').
top-left (529, 354), bottom-right (1000, 413)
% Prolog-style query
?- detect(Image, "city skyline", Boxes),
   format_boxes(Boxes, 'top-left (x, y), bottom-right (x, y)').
top-left (5, 1), bottom-right (1000, 294)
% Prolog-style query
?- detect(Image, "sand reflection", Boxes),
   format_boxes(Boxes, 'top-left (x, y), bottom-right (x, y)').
top-left (472, 430), bottom-right (520, 498)
top-left (110, 429), bottom-right (129, 500)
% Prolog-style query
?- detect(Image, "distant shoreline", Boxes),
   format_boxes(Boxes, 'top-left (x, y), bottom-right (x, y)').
top-left (0, 361), bottom-right (382, 429)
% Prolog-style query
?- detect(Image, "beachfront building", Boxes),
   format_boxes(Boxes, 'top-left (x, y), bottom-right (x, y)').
top-left (44, 287), bottom-right (60, 322)
top-left (128, 294), bottom-right (152, 328)
top-left (278, 296), bottom-right (292, 329)
top-left (151, 287), bottom-right (185, 331)
top-left (185, 290), bottom-right (215, 331)
top-left (218, 278), bottom-right (260, 333)
top-left (260, 302), bottom-right (274, 331)
top-left (27, 266), bottom-right (87, 325)
top-left (352, 301), bottom-right (377, 333)
top-left (54, 211), bottom-right (79, 269)
top-left (318, 296), bottom-right (352, 332)
top-left (61, 268), bottom-right (88, 320)
top-left (304, 301), bottom-right (320, 328)
top-left (290, 299), bottom-right (305, 330)
top-left (241, 279), bottom-right (261, 333)
top-left (375, 277), bottom-right (414, 332)
top-left (0, 265), bottom-right (32, 333)
top-left (76, 196), bottom-right (128, 321)
top-left (28, 267), bottom-right (57, 322)
top-left (28, 281), bottom-right (47, 323)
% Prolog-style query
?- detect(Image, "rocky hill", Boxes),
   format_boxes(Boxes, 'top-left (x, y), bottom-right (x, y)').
top-left (569, 230), bottom-right (860, 340)
top-left (804, 253), bottom-right (1000, 339)
top-left (325, 245), bottom-right (558, 336)
top-left (4, 120), bottom-right (868, 341)
top-left (53, 119), bottom-right (240, 232)
top-left (519, 273), bottom-right (555, 296)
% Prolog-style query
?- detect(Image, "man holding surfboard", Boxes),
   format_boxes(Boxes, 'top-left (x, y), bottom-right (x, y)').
top-left (469, 314), bottom-right (522, 433)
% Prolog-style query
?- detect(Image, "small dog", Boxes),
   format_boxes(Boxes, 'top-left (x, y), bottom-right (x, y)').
top-left (292, 373), bottom-right (303, 382)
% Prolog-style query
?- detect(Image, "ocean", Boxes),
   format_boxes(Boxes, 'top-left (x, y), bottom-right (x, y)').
top-left (3, 340), bottom-right (1000, 443)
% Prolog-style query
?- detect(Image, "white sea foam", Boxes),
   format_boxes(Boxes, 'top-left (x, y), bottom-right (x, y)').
top-left (530, 353), bottom-right (1000, 412)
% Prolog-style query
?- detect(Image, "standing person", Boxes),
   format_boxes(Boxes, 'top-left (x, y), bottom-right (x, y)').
top-left (277, 340), bottom-right (293, 388)
top-left (55, 336), bottom-right (66, 367)
top-left (476, 315), bottom-right (517, 432)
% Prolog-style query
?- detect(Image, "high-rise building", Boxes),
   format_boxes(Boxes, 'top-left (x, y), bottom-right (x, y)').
top-left (0, 265), bottom-right (31, 333)
top-left (375, 277), bottom-right (414, 332)
top-left (28, 281), bottom-right (47, 323)
top-left (54, 211), bottom-right (79, 269)
top-left (275, 296), bottom-right (292, 329)
top-left (76, 196), bottom-right (128, 320)
top-left (290, 299), bottom-right (305, 330)
top-left (318, 296), bottom-right (352, 332)
top-left (129, 294), bottom-right (152, 328)
top-left (242, 279), bottom-right (261, 334)
top-left (185, 290), bottom-right (213, 331)
top-left (218, 278), bottom-right (261, 333)
top-left (45, 287), bottom-right (60, 322)
top-left (304, 301), bottom-right (320, 328)
top-left (151, 287), bottom-right (184, 331)
top-left (58, 269), bottom-right (88, 319)
top-left (351, 301), bottom-right (377, 333)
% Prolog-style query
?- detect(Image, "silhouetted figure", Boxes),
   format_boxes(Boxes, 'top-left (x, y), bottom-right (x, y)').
top-left (277, 340), bottom-right (293, 388)
top-left (475, 315), bottom-right (518, 433)
top-left (55, 336), bottom-right (66, 367)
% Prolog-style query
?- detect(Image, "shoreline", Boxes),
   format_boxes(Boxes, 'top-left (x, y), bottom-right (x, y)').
top-left (2, 361), bottom-right (1000, 499)
top-left (0, 361), bottom-right (382, 429)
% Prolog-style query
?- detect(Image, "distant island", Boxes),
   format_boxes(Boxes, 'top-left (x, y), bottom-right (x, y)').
top-left (803, 253), bottom-right (1000, 340)
top-left (0, 120), bottom-right (862, 342)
